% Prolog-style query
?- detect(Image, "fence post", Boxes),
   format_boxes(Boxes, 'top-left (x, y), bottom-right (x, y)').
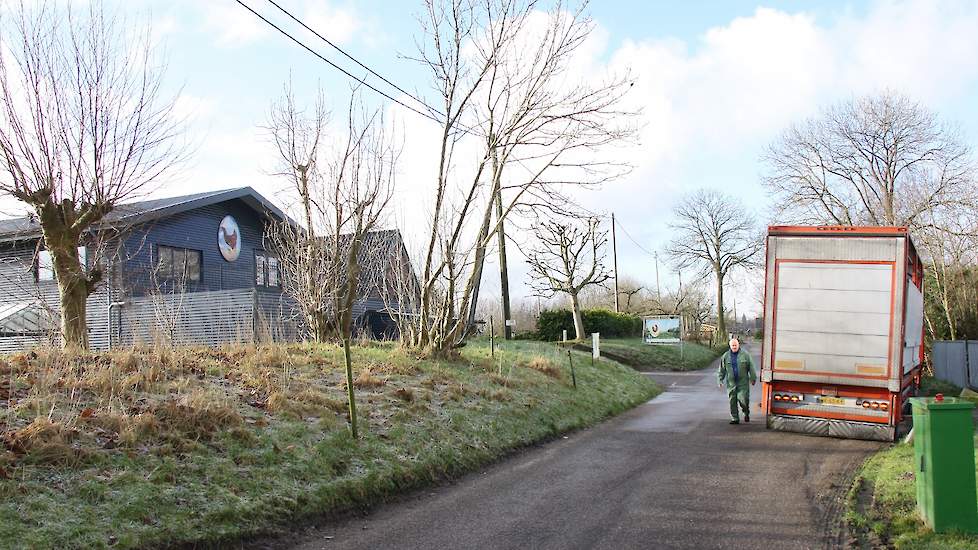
top-left (567, 350), bottom-right (577, 389)
top-left (490, 316), bottom-right (495, 359)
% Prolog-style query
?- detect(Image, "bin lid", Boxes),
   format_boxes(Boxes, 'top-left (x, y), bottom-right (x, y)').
top-left (909, 396), bottom-right (976, 410)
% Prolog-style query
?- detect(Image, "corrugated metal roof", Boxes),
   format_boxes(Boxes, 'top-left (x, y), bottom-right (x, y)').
top-left (0, 187), bottom-right (293, 242)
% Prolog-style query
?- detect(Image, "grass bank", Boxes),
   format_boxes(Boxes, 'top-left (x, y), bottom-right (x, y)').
top-left (847, 374), bottom-right (978, 548)
top-left (0, 340), bottom-right (658, 549)
top-left (847, 439), bottom-right (978, 548)
top-left (580, 338), bottom-right (722, 372)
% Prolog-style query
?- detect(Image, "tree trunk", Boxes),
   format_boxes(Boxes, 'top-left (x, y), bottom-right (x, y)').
top-left (570, 292), bottom-right (585, 341)
top-left (340, 234), bottom-right (364, 438)
top-left (715, 270), bottom-right (726, 340)
top-left (47, 236), bottom-right (90, 349)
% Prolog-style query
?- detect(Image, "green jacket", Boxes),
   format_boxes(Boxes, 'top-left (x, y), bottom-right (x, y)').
top-left (717, 350), bottom-right (757, 389)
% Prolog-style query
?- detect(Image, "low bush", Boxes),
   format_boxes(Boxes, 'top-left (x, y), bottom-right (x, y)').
top-left (535, 308), bottom-right (642, 341)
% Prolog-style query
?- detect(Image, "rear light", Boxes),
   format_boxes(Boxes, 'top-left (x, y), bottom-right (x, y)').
top-left (870, 402), bottom-right (880, 410)
top-left (773, 394), bottom-right (783, 401)
top-left (880, 403), bottom-right (889, 411)
top-left (862, 401), bottom-right (871, 409)
top-left (790, 395), bottom-right (800, 403)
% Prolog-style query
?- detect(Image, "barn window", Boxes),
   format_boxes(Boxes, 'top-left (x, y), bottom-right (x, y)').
top-left (255, 252), bottom-right (280, 288)
top-left (36, 246), bottom-right (86, 282)
top-left (157, 245), bottom-right (202, 282)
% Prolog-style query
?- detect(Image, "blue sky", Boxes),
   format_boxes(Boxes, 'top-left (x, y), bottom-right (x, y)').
top-left (6, 0), bottom-right (978, 315)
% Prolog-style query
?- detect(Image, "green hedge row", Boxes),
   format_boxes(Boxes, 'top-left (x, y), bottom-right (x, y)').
top-left (536, 308), bottom-right (643, 341)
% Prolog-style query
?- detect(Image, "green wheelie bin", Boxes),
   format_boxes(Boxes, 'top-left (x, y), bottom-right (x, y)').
top-left (910, 395), bottom-right (978, 533)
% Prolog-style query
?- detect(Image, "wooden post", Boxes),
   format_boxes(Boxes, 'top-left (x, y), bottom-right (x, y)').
top-left (490, 315), bottom-right (495, 358)
top-left (567, 350), bottom-right (577, 389)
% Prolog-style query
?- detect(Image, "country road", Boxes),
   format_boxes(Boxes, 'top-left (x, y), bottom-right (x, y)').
top-left (283, 346), bottom-right (883, 550)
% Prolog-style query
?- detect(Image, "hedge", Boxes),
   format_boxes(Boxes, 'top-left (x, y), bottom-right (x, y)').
top-left (536, 308), bottom-right (642, 341)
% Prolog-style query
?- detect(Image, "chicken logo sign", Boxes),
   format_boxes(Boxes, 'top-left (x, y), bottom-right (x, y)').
top-left (218, 216), bottom-right (241, 262)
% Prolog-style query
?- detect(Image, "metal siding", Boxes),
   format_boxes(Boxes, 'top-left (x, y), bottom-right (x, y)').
top-left (773, 263), bottom-right (891, 375)
top-left (765, 234), bottom-right (906, 389)
top-left (118, 289), bottom-right (256, 346)
top-left (932, 341), bottom-right (969, 389)
top-left (0, 241), bottom-right (111, 351)
top-left (119, 198), bottom-right (272, 297)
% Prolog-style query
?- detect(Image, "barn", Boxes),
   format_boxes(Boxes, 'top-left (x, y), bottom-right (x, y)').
top-left (0, 187), bottom-right (414, 351)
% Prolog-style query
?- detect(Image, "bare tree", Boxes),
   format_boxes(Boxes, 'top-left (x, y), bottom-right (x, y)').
top-left (916, 213), bottom-right (978, 341)
top-left (666, 189), bottom-right (762, 339)
top-left (268, 90), bottom-right (397, 438)
top-left (263, 82), bottom-right (334, 341)
top-left (406, 0), bottom-right (635, 356)
top-left (763, 91), bottom-right (974, 230)
top-left (0, 1), bottom-right (187, 348)
top-left (526, 216), bottom-right (610, 340)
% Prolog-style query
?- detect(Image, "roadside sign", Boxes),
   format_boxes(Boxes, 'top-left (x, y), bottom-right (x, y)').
top-left (643, 315), bottom-right (682, 345)
top-left (592, 333), bottom-right (600, 359)
top-left (505, 319), bottom-right (515, 327)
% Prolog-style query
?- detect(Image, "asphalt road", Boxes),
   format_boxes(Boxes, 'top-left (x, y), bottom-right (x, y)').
top-left (285, 346), bottom-right (882, 550)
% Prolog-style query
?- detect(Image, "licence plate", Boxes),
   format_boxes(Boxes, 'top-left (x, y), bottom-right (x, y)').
top-left (821, 397), bottom-right (845, 406)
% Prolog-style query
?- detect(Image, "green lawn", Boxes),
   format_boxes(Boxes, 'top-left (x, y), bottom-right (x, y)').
top-left (584, 338), bottom-right (723, 372)
top-left (848, 438), bottom-right (978, 548)
top-left (847, 375), bottom-right (978, 548)
top-left (0, 340), bottom-right (659, 549)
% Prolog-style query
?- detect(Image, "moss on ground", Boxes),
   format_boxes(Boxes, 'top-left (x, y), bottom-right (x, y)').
top-left (0, 340), bottom-right (658, 549)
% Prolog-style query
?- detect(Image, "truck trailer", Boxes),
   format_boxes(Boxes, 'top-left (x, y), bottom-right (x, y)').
top-left (760, 226), bottom-right (924, 441)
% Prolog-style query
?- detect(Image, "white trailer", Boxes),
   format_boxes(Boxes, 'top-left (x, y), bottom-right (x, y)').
top-left (760, 226), bottom-right (924, 441)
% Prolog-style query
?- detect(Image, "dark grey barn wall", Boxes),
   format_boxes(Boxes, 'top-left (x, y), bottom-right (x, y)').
top-left (119, 198), bottom-right (277, 297)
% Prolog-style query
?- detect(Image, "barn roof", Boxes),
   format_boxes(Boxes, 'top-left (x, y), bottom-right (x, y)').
top-left (0, 187), bottom-right (292, 243)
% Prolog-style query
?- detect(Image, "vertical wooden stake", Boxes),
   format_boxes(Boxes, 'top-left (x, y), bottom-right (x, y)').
top-left (490, 316), bottom-right (495, 359)
top-left (567, 350), bottom-right (577, 389)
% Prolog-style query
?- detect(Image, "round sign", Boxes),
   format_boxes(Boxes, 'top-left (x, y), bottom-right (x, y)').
top-left (218, 215), bottom-right (241, 261)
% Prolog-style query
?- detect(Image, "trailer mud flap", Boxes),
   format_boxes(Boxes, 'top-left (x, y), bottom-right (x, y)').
top-left (767, 414), bottom-right (895, 442)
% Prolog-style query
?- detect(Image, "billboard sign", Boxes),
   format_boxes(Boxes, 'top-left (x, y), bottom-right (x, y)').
top-left (644, 316), bottom-right (681, 344)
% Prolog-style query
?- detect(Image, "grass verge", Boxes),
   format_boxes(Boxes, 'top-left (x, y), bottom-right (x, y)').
top-left (847, 438), bottom-right (978, 549)
top-left (579, 338), bottom-right (722, 371)
top-left (0, 340), bottom-right (658, 549)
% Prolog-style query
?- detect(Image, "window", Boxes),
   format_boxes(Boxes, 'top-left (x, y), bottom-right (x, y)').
top-left (255, 254), bottom-right (266, 286)
top-left (37, 246), bottom-right (86, 282)
top-left (267, 257), bottom-right (279, 287)
top-left (255, 252), bottom-right (280, 288)
top-left (157, 245), bottom-right (202, 282)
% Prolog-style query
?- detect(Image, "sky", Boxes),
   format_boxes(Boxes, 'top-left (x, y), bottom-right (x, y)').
top-left (4, 0), bottom-right (978, 318)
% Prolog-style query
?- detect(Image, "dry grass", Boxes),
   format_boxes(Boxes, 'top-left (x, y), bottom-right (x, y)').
top-left (392, 387), bottom-right (414, 402)
top-left (525, 356), bottom-right (562, 379)
top-left (353, 368), bottom-right (386, 389)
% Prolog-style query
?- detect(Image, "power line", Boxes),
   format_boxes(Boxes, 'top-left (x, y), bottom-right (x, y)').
top-left (263, 0), bottom-right (444, 119)
top-left (612, 215), bottom-right (659, 258)
top-left (235, 0), bottom-right (442, 124)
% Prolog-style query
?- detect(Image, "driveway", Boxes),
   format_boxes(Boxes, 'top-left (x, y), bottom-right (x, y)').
top-left (284, 346), bottom-right (882, 549)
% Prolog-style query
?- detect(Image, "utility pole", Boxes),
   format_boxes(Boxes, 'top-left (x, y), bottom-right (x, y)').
top-left (495, 180), bottom-right (513, 340)
top-left (654, 251), bottom-right (661, 298)
top-left (611, 213), bottom-right (619, 313)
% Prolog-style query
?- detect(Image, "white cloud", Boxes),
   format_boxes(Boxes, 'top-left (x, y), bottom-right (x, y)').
top-left (202, 0), bottom-right (361, 49)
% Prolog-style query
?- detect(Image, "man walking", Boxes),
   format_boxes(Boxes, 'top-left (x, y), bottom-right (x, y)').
top-left (718, 338), bottom-right (757, 425)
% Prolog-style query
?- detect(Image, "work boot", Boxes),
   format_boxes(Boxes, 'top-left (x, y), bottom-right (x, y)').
top-left (744, 414), bottom-right (750, 423)
top-left (729, 419), bottom-right (739, 425)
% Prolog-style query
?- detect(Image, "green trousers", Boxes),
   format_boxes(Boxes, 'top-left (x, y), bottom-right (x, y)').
top-left (727, 382), bottom-right (750, 421)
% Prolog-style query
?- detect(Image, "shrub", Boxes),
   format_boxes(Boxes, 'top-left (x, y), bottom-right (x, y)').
top-left (535, 308), bottom-right (642, 341)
